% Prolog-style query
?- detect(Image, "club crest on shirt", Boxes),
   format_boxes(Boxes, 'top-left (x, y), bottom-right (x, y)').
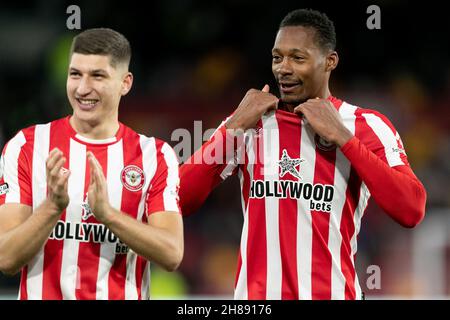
top-left (314, 134), bottom-right (337, 152)
top-left (121, 165), bottom-right (145, 192)
top-left (278, 149), bottom-right (305, 180)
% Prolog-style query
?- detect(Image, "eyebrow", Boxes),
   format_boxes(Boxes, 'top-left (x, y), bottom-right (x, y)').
top-left (272, 48), bottom-right (309, 55)
top-left (69, 67), bottom-right (109, 75)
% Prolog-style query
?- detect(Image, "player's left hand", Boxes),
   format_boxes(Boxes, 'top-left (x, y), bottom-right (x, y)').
top-left (87, 151), bottom-right (112, 224)
top-left (294, 98), bottom-right (353, 147)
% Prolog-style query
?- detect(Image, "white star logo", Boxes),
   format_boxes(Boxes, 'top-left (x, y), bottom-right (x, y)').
top-left (278, 149), bottom-right (305, 180)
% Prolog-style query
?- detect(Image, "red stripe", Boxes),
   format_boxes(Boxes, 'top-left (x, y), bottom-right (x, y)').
top-left (135, 256), bottom-right (145, 299)
top-left (275, 112), bottom-right (300, 299)
top-left (42, 121), bottom-right (68, 299)
top-left (75, 146), bottom-right (107, 299)
top-left (246, 123), bottom-right (267, 299)
top-left (339, 167), bottom-right (361, 299)
top-left (311, 141), bottom-right (337, 299)
top-left (108, 130), bottom-right (142, 299)
top-left (19, 265), bottom-right (28, 300)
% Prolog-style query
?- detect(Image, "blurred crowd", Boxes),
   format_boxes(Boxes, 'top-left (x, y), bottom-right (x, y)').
top-left (0, 0), bottom-right (449, 298)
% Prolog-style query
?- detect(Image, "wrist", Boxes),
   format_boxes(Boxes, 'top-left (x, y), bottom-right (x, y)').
top-left (97, 205), bottom-right (117, 226)
top-left (42, 198), bottom-right (65, 217)
top-left (335, 129), bottom-right (354, 147)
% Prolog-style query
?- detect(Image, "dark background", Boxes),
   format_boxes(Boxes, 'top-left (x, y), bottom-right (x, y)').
top-left (0, 0), bottom-right (449, 298)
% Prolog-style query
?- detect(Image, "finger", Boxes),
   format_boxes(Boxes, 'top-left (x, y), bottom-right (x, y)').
top-left (49, 157), bottom-right (66, 179)
top-left (294, 105), bottom-right (304, 114)
top-left (267, 98), bottom-right (279, 111)
top-left (261, 84), bottom-right (270, 93)
top-left (87, 153), bottom-right (96, 187)
top-left (56, 169), bottom-right (71, 189)
top-left (46, 149), bottom-right (62, 172)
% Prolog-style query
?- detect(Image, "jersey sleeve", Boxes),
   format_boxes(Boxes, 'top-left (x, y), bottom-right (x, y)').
top-left (0, 130), bottom-right (32, 206)
top-left (358, 111), bottom-right (409, 167)
top-left (341, 111), bottom-right (426, 228)
top-left (179, 117), bottom-right (242, 216)
top-left (145, 140), bottom-right (180, 215)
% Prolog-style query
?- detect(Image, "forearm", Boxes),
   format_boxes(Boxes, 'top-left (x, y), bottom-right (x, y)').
top-left (102, 208), bottom-right (183, 271)
top-left (180, 125), bottom-right (239, 215)
top-left (0, 200), bottom-right (62, 275)
top-left (341, 137), bottom-right (426, 227)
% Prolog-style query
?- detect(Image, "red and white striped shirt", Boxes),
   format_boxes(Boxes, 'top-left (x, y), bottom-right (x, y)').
top-left (0, 116), bottom-right (180, 300)
top-left (180, 96), bottom-right (426, 299)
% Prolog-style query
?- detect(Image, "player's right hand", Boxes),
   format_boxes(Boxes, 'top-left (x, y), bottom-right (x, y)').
top-left (46, 148), bottom-right (71, 212)
top-left (225, 85), bottom-right (278, 131)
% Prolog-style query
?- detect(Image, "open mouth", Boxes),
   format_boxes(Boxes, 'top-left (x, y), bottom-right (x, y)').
top-left (76, 98), bottom-right (99, 111)
top-left (279, 82), bottom-right (301, 94)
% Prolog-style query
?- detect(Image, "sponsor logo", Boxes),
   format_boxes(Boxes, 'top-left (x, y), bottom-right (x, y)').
top-left (49, 220), bottom-right (129, 255)
top-left (315, 134), bottom-right (337, 152)
top-left (278, 149), bottom-right (305, 180)
top-left (249, 180), bottom-right (335, 212)
top-left (391, 147), bottom-right (406, 155)
top-left (121, 165), bottom-right (145, 192)
top-left (0, 183), bottom-right (9, 195)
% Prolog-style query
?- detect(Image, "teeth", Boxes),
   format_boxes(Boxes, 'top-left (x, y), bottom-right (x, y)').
top-left (78, 99), bottom-right (98, 106)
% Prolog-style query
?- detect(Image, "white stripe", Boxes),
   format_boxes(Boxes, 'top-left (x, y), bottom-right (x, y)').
top-left (234, 131), bottom-right (256, 299)
top-left (362, 113), bottom-right (404, 167)
top-left (262, 112), bottom-right (282, 299)
top-left (60, 139), bottom-right (86, 300)
top-left (139, 136), bottom-right (157, 221)
top-left (297, 122), bottom-right (314, 299)
top-left (161, 143), bottom-right (180, 212)
top-left (4, 131), bottom-right (26, 204)
top-left (141, 262), bottom-right (150, 300)
top-left (125, 252), bottom-right (138, 300)
top-left (27, 124), bottom-right (50, 299)
top-left (329, 102), bottom-right (357, 299)
top-left (352, 182), bottom-right (370, 300)
top-left (96, 141), bottom-right (124, 300)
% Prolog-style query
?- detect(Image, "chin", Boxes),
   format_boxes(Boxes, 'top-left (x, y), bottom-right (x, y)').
top-left (281, 95), bottom-right (307, 106)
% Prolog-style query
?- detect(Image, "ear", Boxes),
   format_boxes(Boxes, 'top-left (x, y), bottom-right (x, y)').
top-left (121, 72), bottom-right (133, 96)
top-left (325, 51), bottom-right (339, 72)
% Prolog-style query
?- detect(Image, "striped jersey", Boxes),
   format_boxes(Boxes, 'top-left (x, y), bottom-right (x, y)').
top-left (0, 116), bottom-right (180, 300)
top-left (214, 97), bottom-right (409, 299)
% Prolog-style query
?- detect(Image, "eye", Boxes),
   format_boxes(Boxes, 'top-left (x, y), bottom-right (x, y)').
top-left (293, 56), bottom-right (305, 61)
top-left (272, 55), bottom-right (282, 63)
top-left (69, 71), bottom-right (81, 77)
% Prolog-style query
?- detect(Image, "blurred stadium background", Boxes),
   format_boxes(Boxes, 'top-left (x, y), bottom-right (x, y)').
top-left (0, 0), bottom-right (449, 299)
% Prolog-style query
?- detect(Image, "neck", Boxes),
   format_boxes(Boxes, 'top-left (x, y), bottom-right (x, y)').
top-left (69, 115), bottom-right (120, 140)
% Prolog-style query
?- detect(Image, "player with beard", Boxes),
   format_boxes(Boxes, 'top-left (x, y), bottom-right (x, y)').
top-left (179, 9), bottom-right (426, 300)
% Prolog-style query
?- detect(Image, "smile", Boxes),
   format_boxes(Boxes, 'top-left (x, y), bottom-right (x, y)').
top-left (76, 98), bottom-right (99, 110)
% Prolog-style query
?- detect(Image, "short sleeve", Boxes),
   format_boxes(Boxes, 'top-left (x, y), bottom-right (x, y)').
top-left (146, 141), bottom-right (180, 215)
top-left (0, 130), bottom-right (32, 206)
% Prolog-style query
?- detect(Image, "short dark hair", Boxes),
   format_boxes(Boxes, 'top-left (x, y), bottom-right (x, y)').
top-left (70, 28), bottom-right (131, 68)
top-left (279, 9), bottom-right (336, 52)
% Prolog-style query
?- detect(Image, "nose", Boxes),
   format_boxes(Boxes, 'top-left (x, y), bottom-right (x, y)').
top-left (76, 76), bottom-right (93, 96)
top-left (275, 58), bottom-right (294, 76)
